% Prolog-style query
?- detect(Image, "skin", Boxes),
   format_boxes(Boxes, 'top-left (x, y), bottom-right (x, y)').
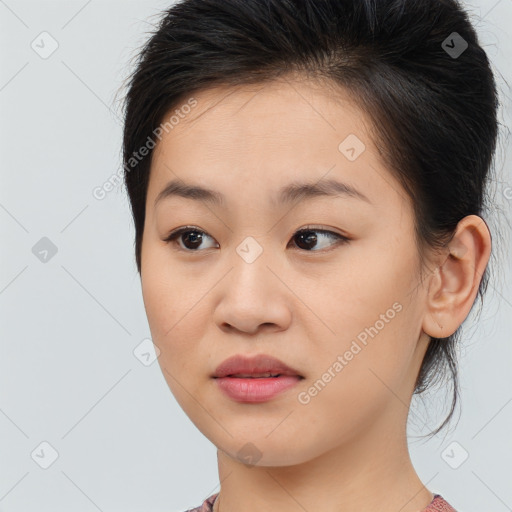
top-left (140, 76), bottom-right (491, 512)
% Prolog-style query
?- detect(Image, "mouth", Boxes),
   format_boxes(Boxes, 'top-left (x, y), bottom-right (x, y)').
top-left (212, 354), bottom-right (304, 380)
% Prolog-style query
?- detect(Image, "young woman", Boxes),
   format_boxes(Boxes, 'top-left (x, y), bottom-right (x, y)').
top-left (119, 1), bottom-right (500, 510)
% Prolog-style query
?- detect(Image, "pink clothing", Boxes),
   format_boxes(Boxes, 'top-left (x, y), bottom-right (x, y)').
top-left (184, 492), bottom-right (457, 511)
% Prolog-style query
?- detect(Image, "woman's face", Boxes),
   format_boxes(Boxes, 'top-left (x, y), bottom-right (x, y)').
top-left (140, 78), bottom-right (432, 465)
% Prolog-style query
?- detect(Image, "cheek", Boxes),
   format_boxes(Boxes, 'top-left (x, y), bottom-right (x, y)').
top-left (141, 239), bottom-right (184, 322)
top-left (310, 245), bottom-right (422, 384)
top-left (297, 300), bottom-right (417, 444)
top-left (316, 251), bottom-right (412, 331)
top-left (141, 244), bottom-right (214, 379)
top-left (141, 246), bottom-right (188, 352)
top-left (141, 272), bottom-right (203, 407)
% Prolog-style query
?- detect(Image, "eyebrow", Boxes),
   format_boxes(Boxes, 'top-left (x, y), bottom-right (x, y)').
top-left (154, 177), bottom-right (372, 209)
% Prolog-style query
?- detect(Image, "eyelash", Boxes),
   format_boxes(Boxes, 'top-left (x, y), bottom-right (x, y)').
top-left (163, 225), bottom-right (350, 253)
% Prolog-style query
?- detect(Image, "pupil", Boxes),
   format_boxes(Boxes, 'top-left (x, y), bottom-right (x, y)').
top-left (296, 230), bottom-right (317, 250)
top-left (184, 231), bottom-right (202, 248)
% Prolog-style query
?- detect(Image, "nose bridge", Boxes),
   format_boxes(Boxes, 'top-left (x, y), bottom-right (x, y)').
top-left (215, 234), bottom-right (290, 333)
top-left (226, 233), bottom-right (274, 292)
top-left (235, 234), bottom-right (267, 267)
top-left (221, 232), bottom-right (283, 303)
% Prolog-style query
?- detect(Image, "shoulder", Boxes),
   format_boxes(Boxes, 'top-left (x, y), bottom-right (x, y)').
top-left (182, 492), bottom-right (219, 512)
top-left (423, 494), bottom-right (457, 512)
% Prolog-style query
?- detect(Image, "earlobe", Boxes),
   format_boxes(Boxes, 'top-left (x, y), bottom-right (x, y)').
top-left (421, 215), bottom-right (491, 339)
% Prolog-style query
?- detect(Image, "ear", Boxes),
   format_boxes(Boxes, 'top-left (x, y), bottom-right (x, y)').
top-left (422, 215), bottom-right (492, 338)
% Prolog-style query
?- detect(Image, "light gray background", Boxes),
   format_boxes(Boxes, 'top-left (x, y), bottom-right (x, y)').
top-left (1, 1), bottom-right (511, 511)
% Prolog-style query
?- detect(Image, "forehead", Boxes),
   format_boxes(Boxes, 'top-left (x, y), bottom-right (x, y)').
top-left (158, 77), bottom-right (369, 145)
top-left (147, 78), bottom-right (406, 213)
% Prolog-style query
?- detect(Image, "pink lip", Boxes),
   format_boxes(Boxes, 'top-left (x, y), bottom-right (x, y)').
top-left (212, 353), bottom-right (303, 403)
top-left (212, 353), bottom-right (302, 379)
top-left (214, 375), bottom-right (302, 403)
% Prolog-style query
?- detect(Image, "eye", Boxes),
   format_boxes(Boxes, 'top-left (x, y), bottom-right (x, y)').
top-left (163, 226), bottom-right (218, 251)
top-left (163, 225), bottom-right (350, 252)
top-left (289, 225), bottom-right (350, 252)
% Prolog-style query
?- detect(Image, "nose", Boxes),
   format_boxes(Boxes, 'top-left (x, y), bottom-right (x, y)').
top-left (213, 248), bottom-right (292, 335)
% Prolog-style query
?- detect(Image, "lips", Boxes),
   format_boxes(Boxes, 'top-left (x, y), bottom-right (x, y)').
top-left (212, 353), bottom-right (303, 379)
